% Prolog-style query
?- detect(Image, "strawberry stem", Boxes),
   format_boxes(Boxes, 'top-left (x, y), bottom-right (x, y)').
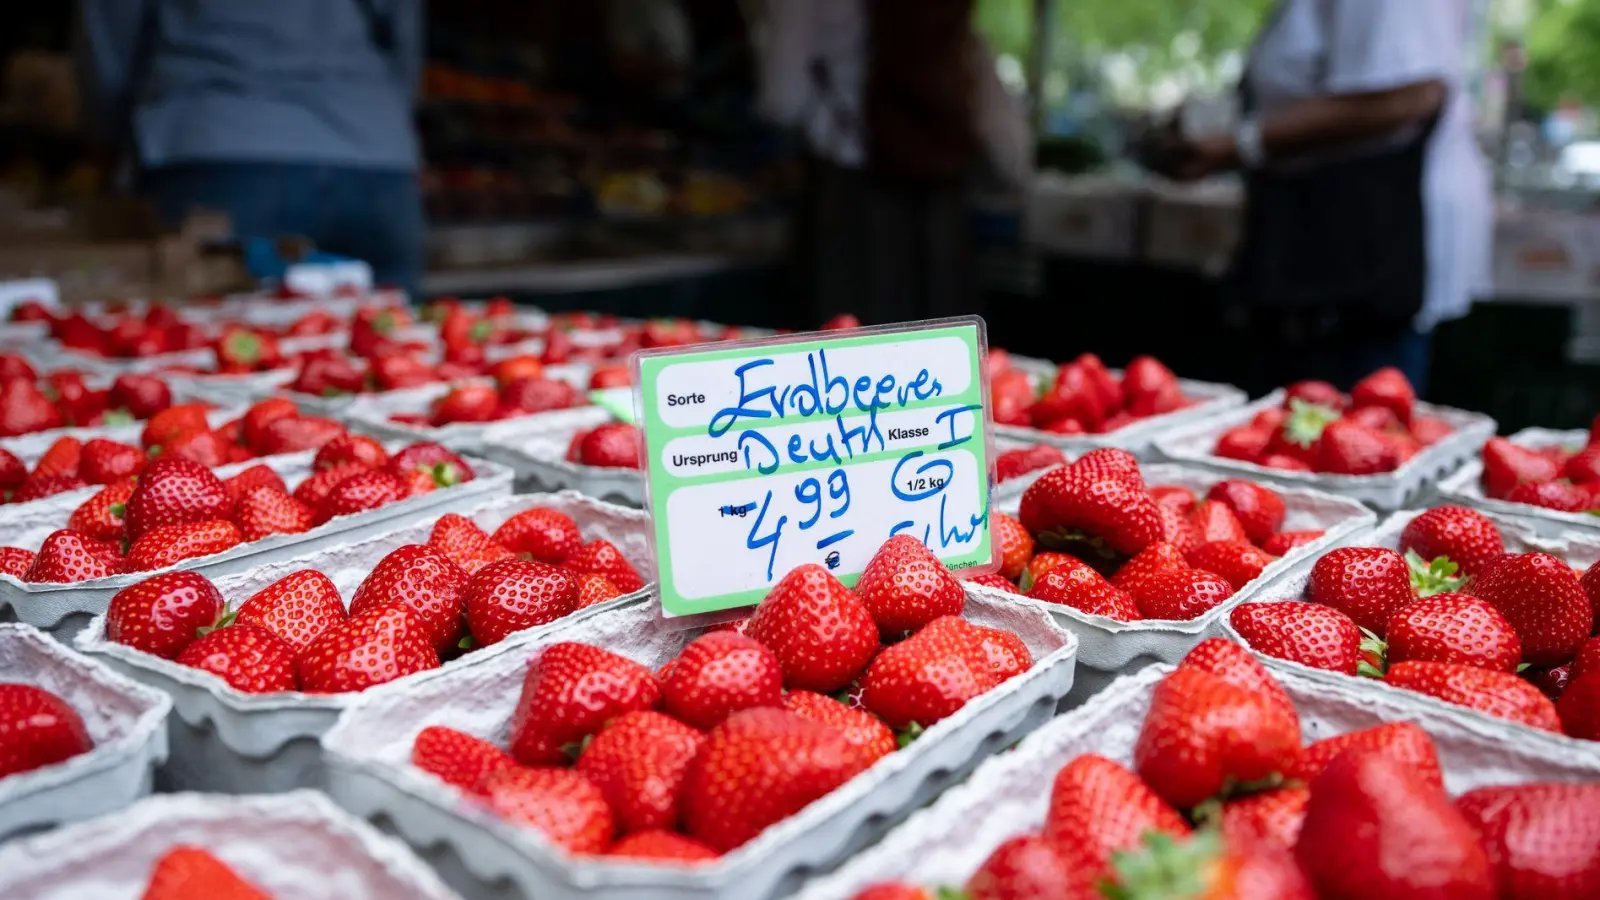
top-left (1282, 399), bottom-right (1341, 448)
top-left (1358, 628), bottom-right (1388, 678)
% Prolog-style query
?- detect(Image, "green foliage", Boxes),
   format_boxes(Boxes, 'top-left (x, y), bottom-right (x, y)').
top-left (1524, 0), bottom-right (1600, 110)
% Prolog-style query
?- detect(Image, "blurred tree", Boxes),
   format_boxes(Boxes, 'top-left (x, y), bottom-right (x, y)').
top-left (1523, 0), bottom-right (1600, 111)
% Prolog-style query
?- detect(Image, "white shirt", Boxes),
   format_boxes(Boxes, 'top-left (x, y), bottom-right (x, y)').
top-left (751, 0), bottom-right (867, 168)
top-left (1248, 0), bottom-right (1492, 330)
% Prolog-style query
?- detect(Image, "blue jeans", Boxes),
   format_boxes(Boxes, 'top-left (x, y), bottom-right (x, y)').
top-left (146, 163), bottom-right (424, 300)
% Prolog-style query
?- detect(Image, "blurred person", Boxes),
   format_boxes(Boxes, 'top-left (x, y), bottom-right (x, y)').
top-left (752, 0), bottom-right (1029, 327)
top-left (1159, 0), bottom-right (1490, 395)
top-left (76, 1), bottom-right (425, 299)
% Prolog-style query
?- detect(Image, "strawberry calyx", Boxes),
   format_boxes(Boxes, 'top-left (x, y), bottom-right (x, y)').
top-left (222, 330), bottom-right (262, 365)
top-left (104, 409), bottom-right (136, 426)
top-left (1357, 628), bottom-right (1388, 678)
top-left (1281, 399), bottom-right (1340, 449)
top-left (1405, 549), bottom-right (1463, 597)
top-left (430, 463), bottom-right (462, 489)
top-left (196, 607), bottom-right (236, 638)
top-left (1102, 830), bottom-right (1226, 900)
top-left (896, 721), bottom-right (926, 749)
top-left (468, 319), bottom-right (495, 344)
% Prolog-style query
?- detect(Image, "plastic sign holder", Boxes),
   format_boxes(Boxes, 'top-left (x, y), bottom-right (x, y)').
top-left (632, 317), bottom-right (998, 618)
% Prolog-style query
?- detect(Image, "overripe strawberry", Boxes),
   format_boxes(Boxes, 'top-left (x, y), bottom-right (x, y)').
top-left (175, 624), bottom-right (297, 693)
top-left (853, 534), bottom-right (965, 636)
top-left (318, 469), bottom-right (407, 519)
top-left (744, 564), bottom-right (878, 692)
top-left (491, 507), bottom-right (583, 564)
top-left (1472, 552), bottom-right (1593, 667)
top-left (1307, 547), bottom-right (1416, 636)
top-left (124, 457), bottom-right (230, 541)
top-left (1261, 530), bottom-right (1325, 556)
top-left (606, 830), bottom-right (719, 864)
top-left (296, 603), bottom-right (439, 693)
top-left (126, 519), bottom-right (243, 571)
top-left (140, 846), bottom-right (269, 900)
top-left (1205, 480), bottom-right (1285, 544)
top-left (12, 473), bottom-right (87, 503)
top-left (1528, 663), bottom-right (1574, 700)
top-left (233, 569), bottom-right (346, 653)
top-left (349, 544), bottom-right (469, 654)
top-left (861, 616), bottom-right (1000, 731)
top-left (679, 707), bottom-right (871, 852)
top-left (0, 683), bottom-right (92, 778)
top-left (962, 835), bottom-right (1083, 900)
top-left (575, 710), bottom-right (704, 835)
top-left (0, 447), bottom-right (24, 492)
top-left (661, 631), bottom-right (782, 729)
top-left (1288, 722), bottom-right (1444, 789)
top-left (508, 642), bottom-right (661, 765)
top-left (22, 530), bottom-right (123, 583)
top-left (0, 546), bottom-right (34, 578)
top-left (1230, 601), bottom-right (1363, 675)
top-left (464, 559), bottom-right (578, 647)
top-left (482, 766), bottom-right (615, 854)
top-left (1482, 437), bottom-right (1561, 499)
top-left (991, 513), bottom-right (1034, 582)
top-left (1387, 660), bottom-right (1562, 731)
top-left (106, 570), bottom-right (223, 659)
top-left (1040, 754), bottom-right (1190, 880)
top-left (429, 513), bottom-right (515, 574)
top-left (1380, 594), bottom-right (1522, 673)
top-left (1186, 541), bottom-right (1273, 590)
top-left (234, 486), bottom-right (316, 541)
top-left (1221, 787), bottom-right (1311, 850)
top-left (411, 725), bottom-right (517, 797)
top-left (995, 445), bottom-right (1066, 483)
top-left (576, 573), bottom-right (623, 608)
top-left (1026, 556), bottom-right (1140, 621)
top-left (67, 479), bottom-right (135, 542)
top-left (780, 690), bottom-right (897, 764)
top-left (1130, 567), bottom-right (1235, 621)
top-left (312, 432), bottom-right (388, 471)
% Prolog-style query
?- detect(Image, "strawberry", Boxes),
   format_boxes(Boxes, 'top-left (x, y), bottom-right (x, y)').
top-left (1188, 501), bottom-right (1250, 545)
top-left (680, 707), bottom-right (871, 852)
top-left (296, 603), bottom-right (439, 693)
top-left (1295, 749), bottom-right (1494, 900)
top-left (215, 325), bottom-right (282, 371)
top-left (431, 384), bottom-right (499, 424)
top-left (1398, 506), bottom-right (1505, 578)
top-left (1106, 833), bottom-right (1315, 900)
top-left (780, 690), bottom-right (897, 764)
top-left (127, 519), bottom-right (243, 571)
top-left (1528, 663), bottom-right (1574, 700)
top-left (464, 558), bottom-right (578, 647)
top-left (1561, 445), bottom-right (1600, 484)
top-left (0, 379), bottom-right (62, 436)
top-left (1220, 787), bottom-right (1311, 850)
top-left (254, 414), bottom-right (345, 456)
top-left (1129, 567), bottom-right (1235, 621)
top-left (853, 534), bottom-right (965, 636)
top-left (387, 442), bottom-right (474, 489)
top-left (239, 398), bottom-right (299, 451)
top-left (0, 683), bottom-right (92, 778)
top-left (1205, 480), bottom-right (1285, 544)
top-left (508, 642), bottom-right (660, 765)
top-left (124, 457), bottom-right (230, 541)
top-left (318, 469), bottom-right (407, 519)
top-left (861, 616), bottom-right (999, 731)
top-left (77, 438), bottom-right (146, 485)
top-left (661, 631), bottom-right (782, 729)
top-left (1307, 547), bottom-right (1416, 636)
top-left (140, 846), bottom-right (269, 900)
top-left (1482, 437), bottom-right (1561, 499)
top-left (575, 423), bottom-right (641, 469)
top-left (1230, 601), bottom-right (1363, 675)
top-left (1111, 542), bottom-right (1189, 593)
top-left (1020, 551), bottom-right (1079, 592)
top-left (990, 514), bottom-right (1034, 582)
top-left (482, 766), bottom-right (615, 854)
top-left (994, 444), bottom-right (1066, 483)
top-left (1350, 366), bottom-right (1416, 424)
top-left (1557, 672), bottom-right (1600, 740)
top-left (1584, 561), bottom-right (1600, 621)
top-left (1284, 380), bottom-right (1346, 410)
top-left (491, 507), bottom-right (583, 564)
top-left (290, 461), bottom-right (365, 511)
top-left (349, 544), bottom-right (469, 654)
top-left (1472, 552), bottom-right (1593, 667)
top-left (1073, 448), bottom-right (1144, 486)
top-left (606, 831), bottom-right (719, 864)
top-left (22, 530), bottom-right (123, 583)
top-left (312, 433), bottom-right (388, 471)
top-left (67, 479), bottom-right (136, 542)
top-left (576, 573), bottom-right (624, 608)
top-left (1506, 479), bottom-right (1590, 512)
top-left (234, 486), bottom-right (316, 541)
top-left (575, 710), bottom-right (704, 834)
top-left (1288, 722), bottom-right (1444, 789)
top-left (12, 473), bottom-right (88, 503)
top-left (1387, 660), bottom-right (1561, 732)
top-left (161, 429), bottom-right (235, 468)
top-left (965, 572), bottom-right (1017, 593)
top-left (1455, 782), bottom-right (1600, 900)
top-left (1213, 425), bottom-right (1271, 462)
top-left (1041, 754), bottom-right (1190, 880)
top-left (429, 513), bottom-right (515, 575)
top-left (411, 725), bottom-right (516, 797)
top-left (0, 546), bottom-right (34, 578)
top-left (969, 622), bottom-right (1033, 681)
top-left (745, 564), bottom-right (879, 693)
top-left (106, 570), bottom-right (223, 659)
top-left (1155, 503), bottom-right (1203, 554)
top-left (1134, 665), bottom-right (1301, 809)
top-left (223, 465), bottom-right (289, 511)
top-left (1379, 594), bottom-right (1522, 673)
top-left (1261, 453), bottom-right (1315, 471)
top-left (32, 437), bottom-right (81, 479)
top-left (0, 447), bottom-right (24, 492)
top-left (175, 624), bottom-right (297, 693)
top-left (139, 403), bottom-right (211, 452)
top-left (1260, 530), bottom-right (1324, 556)
top-left (1179, 638), bottom-right (1299, 724)
top-left (499, 377), bottom-right (584, 415)
top-left (1316, 419), bottom-right (1399, 475)
top-left (233, 569), bottom-right (347, 653)
top-left (1185, 541), bottom-right (1273, 590)
top-left (1026, 556), bottom-right (1141, 621)
top-left (1017, 462), bottom-right (1161, 557)
top-left (962, 835), bottom-right (1083, 900)
top-left (1149, 485), bottom-right (1197, 514)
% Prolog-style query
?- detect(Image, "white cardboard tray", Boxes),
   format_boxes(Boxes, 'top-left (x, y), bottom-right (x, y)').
top-left (0, 405), bottom-right (246, 472)
top-left (1436, 427), bottom-right (1600, 539)
top-left (477, 406), bottom-right (644, 507)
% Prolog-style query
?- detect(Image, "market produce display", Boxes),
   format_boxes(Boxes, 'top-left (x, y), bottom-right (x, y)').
top-left (1476, 417), bottom-right (1600, 513)
top-left (991, 352), bottom-right (1199, 435)
top-left (0, 358), bottom-right (179, 437)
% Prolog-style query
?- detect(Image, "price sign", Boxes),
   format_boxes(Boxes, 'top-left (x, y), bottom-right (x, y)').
top-left (634, 318), bottom-right (996, 618)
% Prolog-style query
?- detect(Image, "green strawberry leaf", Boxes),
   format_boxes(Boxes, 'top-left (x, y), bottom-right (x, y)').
top-left (1358, 628), bottom-right (1388, 678)
top-left (1282, 399), bottom-right (1342, 448)
top-left (1103, 830), bottom-right (1224, 900)
top-left (103, 409), bottom-right (135, 426)
top-left (1405, 549), bottom-right (1463, 597)
top-left (896, 721), bottom-right (926, 749)
top-left (1517, 662), bottom-right (1531, 672)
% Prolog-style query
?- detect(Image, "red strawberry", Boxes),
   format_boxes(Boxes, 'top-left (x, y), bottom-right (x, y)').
top-left (1186, 541), bottom-right (1273, 590)
top-left (1111, 541), bottom-right (1189, 594)
top-left (223, 465), bottom-right (289, 512)
top-left (562, 540), bottom-right (648, 594)
top-left (861, 616), bottom-right (999, 731)
top-left (991, 513), bottom-right (1034, 582)
top-left (1557, 672), bottom-right (1600, 740)
top-left (1130, 567), bottom-right (1235, 621)
top-left (429, 513), bottom-right (515, 575)
top-left (1150, 485), bottom-right (1197, 514)
top-left (32, 437), bottom-right (81, 479)
top-left (1316, 419), bottom-right (1399, 475)
top-left (22, 530), bottom-right (123, 583)
top-left (1261, 453), bottom-right (1314, 471)
top-left (1350, 367), bottom-right (1417, 423)
top-left (233, 569), bottom-right (347, 653)
top-left (12, 473), bottom-right (88, 503)
top-left (1073, 448), bottom-right (1144, 485)
top-left (296, 603), bottom-right (440, 693)
top-left (0, 683), bottom-right (93, 778)
top-left (1205, 480), bottom-right (1285, 544)
top-left (744, 564), bottom-right (879, 692)
top-left (1307, 547), bottom-right (1416, 636)
top-left (1221, 787), bottom-right (1311, 850)
top-left (105, 570), bottom-right (223, 659)
top-left (67, 479), bottom-right (136, 542)
top-left (289, 461), bottom-right (365, 512)
top-left (968, 623), bottom-right (1033, 681)
top-left (575, 710), bottom-right (704, 834)
top-left (77, 439), bottom-right (146, 485)
top-left (780, 690), bottom-right (897, 764)
top-left (234, 486), bottom-right (316, 541)
top-left (139, 403), bottom-right (211, 452)
top-left (140, 846), bottom-right (269, 900)
top-left (1380, 594), bottom-right (1522, 673)
top-left (498, 376), bottom-right (584, 414)
top-left (1020, 551), bottom-right (1078, 591)
top-left (1399, 506), bottom-right (1505, 577)
top-left (312, 433), bottom-right (388, 471)
top-left (1040, 754), bottom-right (1190, 880)
top-left (1561, 445), bottom-right (1600, 484)
top-left (161, 429), bottom-right (236, 468)
top-left (1482, 437), bottom-right (1561, 499)
top-left (1213, 425), bottom-right (1271, 462)
top-left (1155, 503), bottom-right (1203, 555)
top-left (1289, 722), bottom-right (1444, 789)
top-left (994, 445), bottom-right (1066, 483)
top-left (240, 398), bottom-right (299, 451)
top-left (606, 831), bottom-right (719, 864)
top-left (254, 414), bottom-right (346, 456)
top-left (464, 558), bottom-right (578, 647)
top-left (574, 423), bottom-right (641, 469)
top-left (482, 766), bottom-right (615, 854)
top-left (318, 469), bottom-right (407, 519)
top-left (0, 447), bottom-right (24, 492)
top-left (126, 519), bottom-right (243, 571)
top-left (1410, 414), bottom-right (1454, 446)
top-left (679, 707), bottom-right (871, 852)
top-left (1027, 556), bottom-right (1141, 621)
top-left (0, 546), bottom-right (34, 578)
top-left (1387, 660), bottom-right (1562, 731)
top-left (508, 642), bottom-right (661, 765)
top-left (431, 384), bottom-right (500, 424)
top-left (661, 631), bottom-right (782, 729)
top-left (962, 835), bottom-right (1083, 900)
top-left (1179, 638), bottom-right (1299, 724)
top-left (1455, 782), bottom-right (1600, 900)
top-left (853, 534), bottom-right (965, 636)
top-left (965, 572), bottom-right (1017, 593)
top-left (411, 725), bottom-right (515, 797)
top-left (490, 507), bottom-right (583, 564)
top-left (388, 443), bottom-right (475, 491)
top-left (0, 379), bottom-right (63, 437)
top-left (1134, 665), bottom-right (1301, 809)
top-left (1472, 552), bottom-right (1593, 667)
top-left (1506, 479), bottom-right (1590, 512)
top-left (1261, 530), bottom-right (1325, 556)
top-left (124, 457), bottom-right (230, 541)
top-left (1284, 380), bottom-right (1346, 410)
top-left (1017, 463), bottom-right (1161, 557)
top-left (1230, 601), bottom-right (1363, 675)
top-left (175, 624), bottom-right (297, 693)
top-left (1584, 561), bottom-right (1600, 622)
top-left (1189, 501), bottom-right (1251, 545)
top-left (349, 544), bottom-right (469, 654)
top-left (576, 573), bottom-right (623, 609)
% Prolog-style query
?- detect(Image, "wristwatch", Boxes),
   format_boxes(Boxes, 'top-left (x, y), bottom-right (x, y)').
top-left (1235, 117), bottom-right (1266, 169)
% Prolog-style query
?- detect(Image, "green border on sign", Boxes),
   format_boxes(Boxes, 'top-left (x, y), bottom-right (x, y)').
top-left (634, 319), bottom-right (994, 617)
